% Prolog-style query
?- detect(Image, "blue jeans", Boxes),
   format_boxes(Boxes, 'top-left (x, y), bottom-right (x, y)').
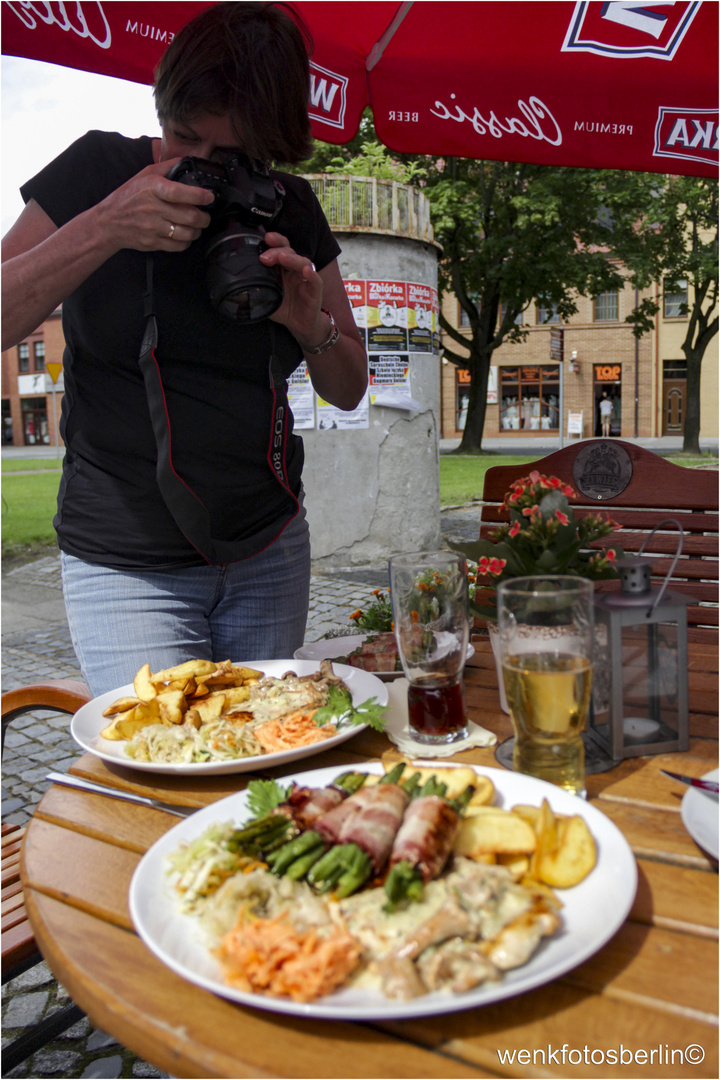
top-left (60, 501), bottom-right (310, 697)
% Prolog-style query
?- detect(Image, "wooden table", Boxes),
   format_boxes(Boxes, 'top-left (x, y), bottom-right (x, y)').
top-left (21, 639), bottom-right (718, 1079)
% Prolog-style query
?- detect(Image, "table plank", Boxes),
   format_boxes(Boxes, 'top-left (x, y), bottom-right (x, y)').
top-left (387, 980), bottom-right (718, 1079)
top-left (25, 891), bottom-right (497, 1080)
top-left (563, 920), bottom-right (718, 1019)
top-left (631, 860), bottom-right (718, 937)
top-left (593, 800), bottom-right (717, 869)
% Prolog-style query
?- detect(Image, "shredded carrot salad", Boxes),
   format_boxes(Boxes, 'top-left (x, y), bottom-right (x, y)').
top-left (253, 710), bottom-right (336, 753)
top-left (216, 911), bottom-right (362, 1002)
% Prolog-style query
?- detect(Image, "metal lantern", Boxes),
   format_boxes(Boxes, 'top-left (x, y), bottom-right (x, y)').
top-left (589, 521), bottom-right (690, 761)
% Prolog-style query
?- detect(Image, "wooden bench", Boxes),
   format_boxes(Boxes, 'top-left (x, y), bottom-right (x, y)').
top-left (478, 439), bottom-right (719, 643)
top-left (2, 680), bottom-right (91, 1070)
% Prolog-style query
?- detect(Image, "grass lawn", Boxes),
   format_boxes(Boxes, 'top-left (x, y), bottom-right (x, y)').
top-left (2, 472), bottom-right (61, 552)
top-left (1, 457), bottom-right (63, 473)
top-left (2, 450), bottom-right (717, 555)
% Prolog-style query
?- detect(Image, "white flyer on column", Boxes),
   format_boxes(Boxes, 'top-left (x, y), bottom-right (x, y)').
top-left (287, 362), bottom-right (315, 429)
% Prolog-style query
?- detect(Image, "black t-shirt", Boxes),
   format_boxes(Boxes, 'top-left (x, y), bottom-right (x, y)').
top-left (21, 130), bottom-right (340, 568)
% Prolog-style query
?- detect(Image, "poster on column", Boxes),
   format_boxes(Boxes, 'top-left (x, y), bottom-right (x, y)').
top-left (367, 280), bottom-right (408, 353)
top-left (316, 387), bottom-right (369, 430)
top-left (368, 353), bottom-right (420, 412)
top-left (344, 279), bottom-right (367, 344)
top-left (407, 282), bottom-right (436, 353)
top-left (287, 361), bottom-right (315, 429)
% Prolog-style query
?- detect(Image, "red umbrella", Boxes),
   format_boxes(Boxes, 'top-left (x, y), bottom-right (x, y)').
top-left (2, 1), bottom-right (717, 176)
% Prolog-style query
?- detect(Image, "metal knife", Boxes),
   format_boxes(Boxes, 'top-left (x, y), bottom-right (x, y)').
top-left (45, 772), bottom-right (200, 817)
top-left (660, 769), bottom-right (719, 795)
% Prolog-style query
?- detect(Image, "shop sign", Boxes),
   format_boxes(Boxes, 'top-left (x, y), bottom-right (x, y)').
top-left (594, 364), bottom-right (622, 382)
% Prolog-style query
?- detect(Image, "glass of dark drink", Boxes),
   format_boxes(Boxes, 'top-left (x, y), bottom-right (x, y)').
top-left (389, 551), bottom-right (470, 744)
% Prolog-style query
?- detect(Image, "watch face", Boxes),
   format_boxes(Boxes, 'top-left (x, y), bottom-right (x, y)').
top-left (573, 442), bottom-right (633, 501)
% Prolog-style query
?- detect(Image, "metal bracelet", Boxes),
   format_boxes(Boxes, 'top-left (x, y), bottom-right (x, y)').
top-left (302, 308), bottom-right (339, 355)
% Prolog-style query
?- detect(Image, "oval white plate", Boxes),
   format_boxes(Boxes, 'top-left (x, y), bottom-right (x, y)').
top-left (70, 660), bottom-right (387, 776)
top-left (295, 635), bottom-right (474, 681)
top-left (681, 768), bottom-right (719, 859)
top-left (129, 761), bottom-right (637, 1021)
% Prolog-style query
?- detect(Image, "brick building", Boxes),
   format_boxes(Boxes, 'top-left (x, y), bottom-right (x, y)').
top-left (2, 306), bottom-right (64, 447)
top-left (440, 275), bottom-right (718, 442)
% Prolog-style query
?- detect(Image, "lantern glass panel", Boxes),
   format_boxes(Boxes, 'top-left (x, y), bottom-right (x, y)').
top-left (590, 600), bottom-right (689, 760)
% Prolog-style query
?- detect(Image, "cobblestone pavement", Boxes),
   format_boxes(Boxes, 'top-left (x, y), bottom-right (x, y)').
top-left (1, 507), bottom-right (480, 1078)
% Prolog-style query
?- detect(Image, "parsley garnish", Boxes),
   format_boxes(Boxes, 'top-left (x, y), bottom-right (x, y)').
top-left (246, 779), bottom-right (290, 818)
top-left (313, 685), bottom-right (387, 732)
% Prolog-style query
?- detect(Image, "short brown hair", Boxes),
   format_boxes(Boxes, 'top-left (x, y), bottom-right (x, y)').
top-left (154, 2), bottom-right (314, 165)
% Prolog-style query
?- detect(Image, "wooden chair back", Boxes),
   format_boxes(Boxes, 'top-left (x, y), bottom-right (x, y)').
top-left (2, 680), bottom-right (91, 1068)
top-left (479, 439), bottom-right (719, 642)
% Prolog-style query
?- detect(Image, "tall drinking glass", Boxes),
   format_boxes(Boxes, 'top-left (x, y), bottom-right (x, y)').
top-left (497, 576), bottom-right (594, 796)
top-left (389, 551), bottom-right (470, 744)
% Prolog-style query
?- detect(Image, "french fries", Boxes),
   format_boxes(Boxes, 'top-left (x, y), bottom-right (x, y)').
top-left (100, 659), bottom-right (262, 741)
top-left (453, 796), bottom-right (597, 889)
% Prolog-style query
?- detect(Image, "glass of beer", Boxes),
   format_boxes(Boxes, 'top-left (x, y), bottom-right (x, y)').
top-left (389, 551), bottom-right (470, 744)
top-left (497, 576), bottom-right (594, 796)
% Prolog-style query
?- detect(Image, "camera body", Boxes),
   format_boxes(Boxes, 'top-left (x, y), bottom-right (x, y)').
top-left (168, 153), bottom-right (285, 323)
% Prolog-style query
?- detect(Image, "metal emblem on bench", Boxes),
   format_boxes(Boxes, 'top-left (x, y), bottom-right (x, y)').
top-left (572, 441), bottom-right (633, 500)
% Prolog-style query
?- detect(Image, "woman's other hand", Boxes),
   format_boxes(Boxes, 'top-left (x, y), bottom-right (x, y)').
top-left (260, 233), bottom-right (368, 411)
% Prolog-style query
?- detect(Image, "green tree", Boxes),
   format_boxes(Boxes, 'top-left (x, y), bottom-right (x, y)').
top-left (606, 175), bottom-right (718, 454)
top-left (425, 159), bottom-right (644, 451)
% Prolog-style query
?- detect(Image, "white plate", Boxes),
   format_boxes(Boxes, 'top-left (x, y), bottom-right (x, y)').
top-left (295, 635), bottom-right (475, 682)
top-left (681, 768), bottom-right (719, 859)
top-left (70, 660), bottom-right (387, 776)
top-left (129, 761), bottom-right (637, 1021)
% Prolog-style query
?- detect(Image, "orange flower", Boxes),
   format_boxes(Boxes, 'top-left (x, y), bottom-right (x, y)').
top-left (349, 610), bottom-right (362, 621)
top-left (411, 610), bottom-right (419, 623)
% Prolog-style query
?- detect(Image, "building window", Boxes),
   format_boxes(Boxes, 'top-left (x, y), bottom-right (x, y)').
top-left (458, 299), bottom-right (479, 328)
top-left (499, 302), bottom-right (523, 328)
top-left (18, 343), bottom-right (29, 373)
top-left (500, 365), bottom-right (559, 431)
top-left (594, 291), bottom-right (619, 321)
top-left (34, 340), bottom-right (46, 371)
top-left (664, 278), bottom-right (688, 318)
top-left (536, 301), bottom-right (561, 324)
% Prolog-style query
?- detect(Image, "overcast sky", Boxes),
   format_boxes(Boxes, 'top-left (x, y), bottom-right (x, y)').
top-left (2, 56), bottom-right (160, 237)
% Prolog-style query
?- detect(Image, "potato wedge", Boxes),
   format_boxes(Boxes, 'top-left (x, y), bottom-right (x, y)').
top-left (190, 693), bottom-right (227, 722)
top-left (497, 853), bottom-right (531, 879)
top-left (133, 663), bottom-right (157, 703)
top-left (101, 696), bottom-right (140, 718)
top-left (454, 808), bottom-right (537, 857)
top-left (156, 689), bottom-right (187, 726)
top-left (152, 659), bottom-right (217, 684)
top-left (535, 815), bottom-right (597, 888)
top-left (101, 700), bottom-right (161, 740)
top-left (221, 686), bottom-right (252, 707)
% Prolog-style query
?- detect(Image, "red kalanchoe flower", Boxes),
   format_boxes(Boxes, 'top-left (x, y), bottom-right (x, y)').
top-left (555, 510), bottom-right (570, 526)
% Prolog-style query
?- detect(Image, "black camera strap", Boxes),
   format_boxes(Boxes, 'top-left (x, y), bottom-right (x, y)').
top-left (137, 254), bottom-right (298, 565)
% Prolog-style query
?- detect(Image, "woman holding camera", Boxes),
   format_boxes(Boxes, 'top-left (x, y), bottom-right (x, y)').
top-left (1, 3), bottom-right (368, 697)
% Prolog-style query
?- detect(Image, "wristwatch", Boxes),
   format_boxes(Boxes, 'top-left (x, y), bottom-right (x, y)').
top-left (302, 309), bottom-right (340, 355)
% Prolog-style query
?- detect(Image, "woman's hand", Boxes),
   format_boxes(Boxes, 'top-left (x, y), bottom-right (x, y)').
top-left (96, 158), bottom-right (215, 254)
top-left (260, 235), bottom-right (368, 412)
top-left (259, 231), bottom-right (326, 345)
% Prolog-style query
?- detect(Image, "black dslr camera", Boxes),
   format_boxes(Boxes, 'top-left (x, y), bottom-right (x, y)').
top-left (168, 153), bottom-right (285, 323)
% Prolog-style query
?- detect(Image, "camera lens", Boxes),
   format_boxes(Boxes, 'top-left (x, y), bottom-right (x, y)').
top-left (205, 229), bottom-right (283, 323)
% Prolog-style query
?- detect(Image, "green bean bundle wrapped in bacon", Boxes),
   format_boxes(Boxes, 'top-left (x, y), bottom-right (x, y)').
top-left (384, 783), bottom-right (476, 910)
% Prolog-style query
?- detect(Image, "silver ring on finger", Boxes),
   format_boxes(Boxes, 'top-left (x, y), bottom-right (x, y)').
top-left (167, 223), bottom-right (176, 240)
